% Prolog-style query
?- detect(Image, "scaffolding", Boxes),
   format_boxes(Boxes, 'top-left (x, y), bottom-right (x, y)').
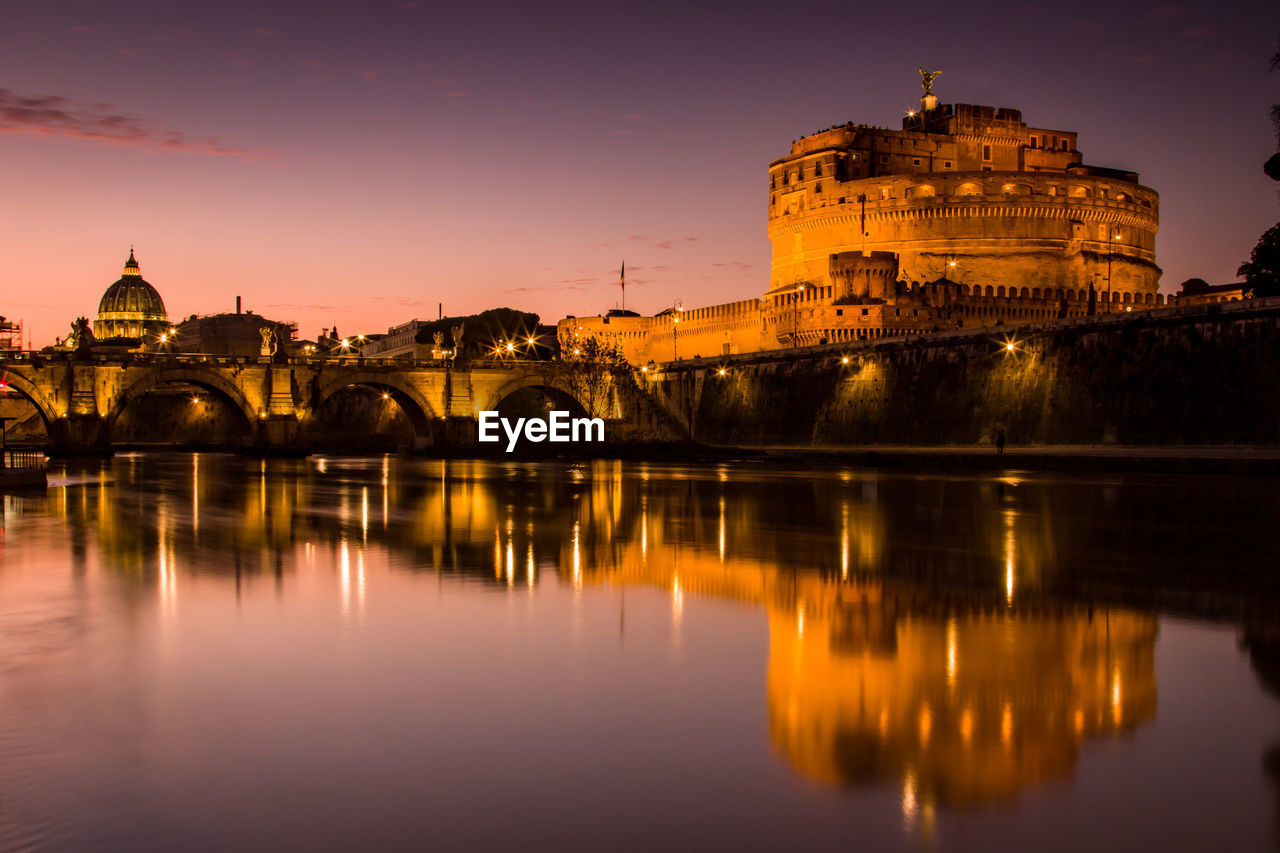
top-left (0, 316), bottom-right (21, 351)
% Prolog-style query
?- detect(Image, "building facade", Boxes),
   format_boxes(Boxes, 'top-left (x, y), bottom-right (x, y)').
top-left (560, 81), bottom-right (1166, 364)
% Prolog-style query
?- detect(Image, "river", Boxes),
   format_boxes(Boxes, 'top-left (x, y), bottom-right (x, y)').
top-left (2, 454), bottom-right (1279, 850)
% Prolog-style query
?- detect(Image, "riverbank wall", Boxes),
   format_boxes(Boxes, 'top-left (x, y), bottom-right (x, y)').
top-left (650, 297), bottom-right (1280, 447)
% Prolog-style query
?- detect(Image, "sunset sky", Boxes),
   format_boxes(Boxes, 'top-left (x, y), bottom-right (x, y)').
top-left (4, 0), bottom-right (1278, 346)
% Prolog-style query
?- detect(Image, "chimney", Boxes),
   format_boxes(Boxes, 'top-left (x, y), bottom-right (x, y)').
top-left (236, 296), bottom-right (242, 314)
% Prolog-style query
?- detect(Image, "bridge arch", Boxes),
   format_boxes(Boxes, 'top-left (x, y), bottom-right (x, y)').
top-left (482, 374), bottom-right (592, 418)
top-left (106, 367), bottom-right (258, 445)
top-left (310, 372), bottom-right (438, 441)
top-left (0, 370), bottom-right (59, 431)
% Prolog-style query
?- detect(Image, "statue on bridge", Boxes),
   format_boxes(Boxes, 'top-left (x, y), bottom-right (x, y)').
top-left (260, 326), bottom-right (278, 358)
top-left (68, 317), bottom-right (94, 353)
top-left (450, 323), bottom-right (464, 360)
top-left (432, 331), bottom-right (446, 359)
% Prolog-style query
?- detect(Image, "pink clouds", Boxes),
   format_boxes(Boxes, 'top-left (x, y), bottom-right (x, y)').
top-left (0, 88), bottom-right (278, 160)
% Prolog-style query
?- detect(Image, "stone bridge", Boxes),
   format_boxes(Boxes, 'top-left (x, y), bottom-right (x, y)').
top-left (0, 353), bottom-right (667, 454)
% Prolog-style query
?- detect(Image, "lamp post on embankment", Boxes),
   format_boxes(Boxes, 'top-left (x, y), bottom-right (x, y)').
top-left (793, 283), bottom-right (806, 348)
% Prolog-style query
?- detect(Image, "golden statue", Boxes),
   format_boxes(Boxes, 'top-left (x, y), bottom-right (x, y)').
top-left (919, 68), bottom-right (942, 96)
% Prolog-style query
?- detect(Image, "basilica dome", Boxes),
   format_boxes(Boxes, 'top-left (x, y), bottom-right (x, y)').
top-left (94, 250), bottom-right (169, 341)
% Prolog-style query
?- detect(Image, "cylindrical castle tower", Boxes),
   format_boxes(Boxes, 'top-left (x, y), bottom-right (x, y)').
top-left (765, 93), bottom-right (1160, 312)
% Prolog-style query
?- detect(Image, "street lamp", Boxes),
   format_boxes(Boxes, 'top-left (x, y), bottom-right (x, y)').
top-left (670, 301), bottom-right (684, 361)
top-left (1105, 229), bottom-right (1123, 313)
top-left (793, 284), bottom-right (806, 348)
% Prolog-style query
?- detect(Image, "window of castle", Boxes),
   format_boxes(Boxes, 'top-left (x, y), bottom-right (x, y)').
top-left (913, 158), bottom-right (921, 166)
top-left (982, 144), bottom-right (992, 161)
top-left (1061, 139), bottom-right (1069, 150)
top-left (944, 161), bottom-right (952, 169)
top-left (880, 187), bottom-right (890, 199)
top-left (879, 154), bottom-right (889, 164)
top-left (1030, 136), bottom-right (1038, 148)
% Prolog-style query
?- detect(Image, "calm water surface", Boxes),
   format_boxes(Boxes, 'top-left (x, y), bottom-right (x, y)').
top-left (3, 454), bottom-right (1280, 851)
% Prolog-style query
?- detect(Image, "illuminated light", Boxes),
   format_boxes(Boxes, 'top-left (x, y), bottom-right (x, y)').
top-left (340, 338), bottom-right (351, 349)
top-left (640, 365), bottom-right (648, 372)
top-left (718, 496), bottom-right (725, 562)
top-left (1112, 665), bottom-right (1123, 724)
top-left (572, 521), bottom-right (581, 585)
top-left (190, 396), bottom-right (200, 405)
top-left (159, 333), bottom-right (168, 343)
top-left (919, 706), bottom-right (932, 745)
top-left (1004, 507), bottom-right (1016, 604)
top-left (841, 356), bottom-right (849, 365)
top-left (573, 348), bottom-right (581, 356)
top-left (796, 603), bottom-right (805, 638)
top-left (1005, 341), bottom-right (1015, 352)
top-left (946, 618), bottom-right (957, 687)
top-left (960, 708), bottom-right (974, 744)
top-left (382, 393), bottom-right (390, 400)
top-left (1074, 708), bottom-right (1085, 735)
top-left (716, 367), bottom-right (726, 376)
top-left (505, 342), bottom-right (515, 353)
top-left (1001, 703), bottom-right (1013, 746)
top-left (907, 109), bottom-right (916, 117)
top-left (672, 574), bottom-right (683, 616)
top-left (1125, 306), bottom-right (1133, 312)
top-left (879, 707), bottom-right (890, 738)
top-left (840, 501), bottom-right (849, 580)
top-left (902, 770), bottom-right (919, 826)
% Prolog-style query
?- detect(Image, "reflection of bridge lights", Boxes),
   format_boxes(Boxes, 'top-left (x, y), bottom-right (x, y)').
top-left (1001, 703), bottom-right (1013, 747)
top-left (1112, 665), bottom-right (1123, 725)
top-left (946, 618), bottom-right (957, 687)
top-left (572, 521), bottom-right (581, 585)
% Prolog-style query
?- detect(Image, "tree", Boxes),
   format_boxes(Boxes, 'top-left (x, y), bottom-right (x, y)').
top-left (557, 333), bottom-right (631, 419)
top-left (1269, 41), bottom-right (1280, 182)
top-left (1238, 223), bottom-right (1280, 297)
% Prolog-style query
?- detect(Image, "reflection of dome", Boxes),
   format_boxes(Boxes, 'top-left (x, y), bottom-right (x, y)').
top-left (94, 250), bottom-right (169, 341)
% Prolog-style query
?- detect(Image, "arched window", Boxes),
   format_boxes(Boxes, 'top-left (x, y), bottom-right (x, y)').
top-left (997, 286), bottom-right (1006, 297)
top-left (905, 184), bottom-right (936, 198)
top-left (1068, 185), bottom-right (1090, 198)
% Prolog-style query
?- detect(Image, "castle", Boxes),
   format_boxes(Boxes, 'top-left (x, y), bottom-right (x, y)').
top-left (560, 74), bottom-right (1164, 362)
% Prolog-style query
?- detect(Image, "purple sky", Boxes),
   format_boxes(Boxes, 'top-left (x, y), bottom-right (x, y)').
top-left (3, 0), bottom-right (1278, 345)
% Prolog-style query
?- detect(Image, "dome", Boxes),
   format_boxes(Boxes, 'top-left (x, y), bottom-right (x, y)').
top-left (94, 250), bottom-right (170, 341)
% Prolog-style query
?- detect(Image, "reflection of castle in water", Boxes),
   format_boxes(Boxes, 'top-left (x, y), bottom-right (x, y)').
top-left (579, 534), bottom-right (1156, 810)
top-left (41, 455), bottom-right (1162, 811)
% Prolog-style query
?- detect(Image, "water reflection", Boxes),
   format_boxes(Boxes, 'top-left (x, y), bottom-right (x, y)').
top-left (6, 454), bottom-right (1280, 836)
